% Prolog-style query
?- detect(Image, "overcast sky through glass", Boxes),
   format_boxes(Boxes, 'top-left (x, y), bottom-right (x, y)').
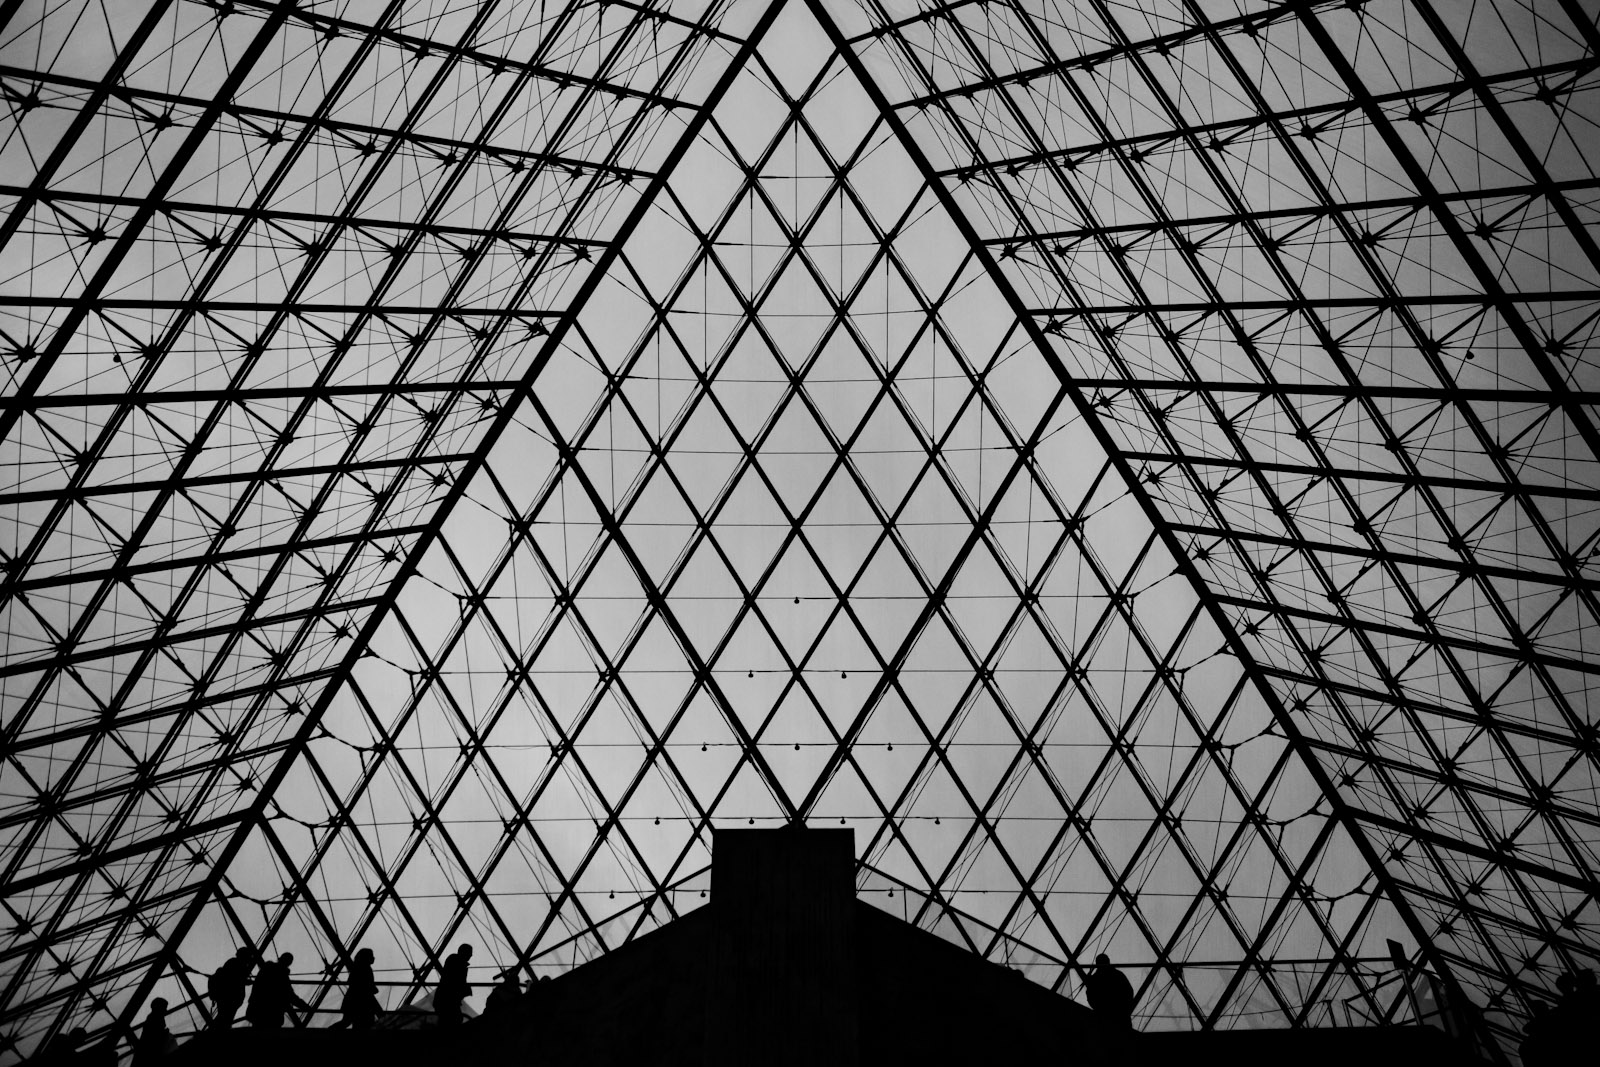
top-left (1, 0), bottom-right (1596, 1060)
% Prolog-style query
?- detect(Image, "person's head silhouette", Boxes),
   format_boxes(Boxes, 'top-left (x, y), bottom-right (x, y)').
top-left (1095, 953), bottom-right (1111, 968)
top-left (458, 944), bottom-right (473, 960)
top-left (355, 948), bottom-right (374, 965)
top-left (149, 998), bottom-right (168, 1018)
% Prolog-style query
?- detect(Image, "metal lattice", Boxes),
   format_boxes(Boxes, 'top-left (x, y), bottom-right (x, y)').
top-left (1, 0), bottom-right (1595, 1061)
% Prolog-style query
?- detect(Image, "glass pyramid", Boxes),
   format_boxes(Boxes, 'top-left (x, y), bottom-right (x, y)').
top-left (1, 0), bottom-right (1595, 1060)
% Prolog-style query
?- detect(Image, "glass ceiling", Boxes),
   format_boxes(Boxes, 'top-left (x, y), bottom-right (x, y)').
top-left (1, 0), bottom-right (1596, 1061)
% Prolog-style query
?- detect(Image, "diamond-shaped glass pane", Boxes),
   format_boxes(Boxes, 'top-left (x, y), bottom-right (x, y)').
top-left (2, 0), bottom-right (1595, 1062)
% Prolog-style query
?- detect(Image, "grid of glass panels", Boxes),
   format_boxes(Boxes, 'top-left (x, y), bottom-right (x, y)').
top-left (0, 0), bottom-right (750, 1052)
top-left (837, 0), bottom-right (1600, 1054)
top-left (1, 0), bottom-right (1595, 1061)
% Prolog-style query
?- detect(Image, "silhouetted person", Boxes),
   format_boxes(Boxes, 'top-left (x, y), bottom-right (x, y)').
top-left (1569, 970), bottom-right (1600, 1062)
top-left (1517, 968), bottom-right (1600, 1067)
top-left (337, 948), bottom-right (381, 1029)
top-left (1084, 953), bottom-right (1135, 1030)
top-left (1555, 972), bottom-right (1581, 1062)
top-left (71, 1038), bottom-right (115, 1067)
top-left (1572, 968), bottom-right (1599, 1013)
top-left (207, 947), bottom-right (253, 1027)
top-left (245, 954), bottom-right (304, 1029)
top-left (75, 1039), bottom-right (116, 1067)
top-left (483, 970), bottom-right (520, 1019)
top-left (131, 999), bottom-right (169, 1066)
top-left (1521, 1001), bottom-right (1555, 1067)
top-left (1541, 969), bottom-right (1598, 1066)
top-left (433, 944), bottom-right (473, 1029)
top-left (33, 1026), bottom-right (87, 1065)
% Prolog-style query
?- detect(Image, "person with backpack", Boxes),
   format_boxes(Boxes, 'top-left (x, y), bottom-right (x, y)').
top-left (245, 954), bottom-right (305, 1029)
top-left (207, 947), bottom-right (253, 1028)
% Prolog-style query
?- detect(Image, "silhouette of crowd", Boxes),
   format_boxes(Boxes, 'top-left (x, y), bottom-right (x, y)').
top-left (195, 940), bottom-right (546, 1034)
top-left (198, 941), bottom-right (524, 1033)
top-left (1522, 968), bottom-right (1599, 1067)
top-left (28, 1027), bottom-right (109, 1067)
top-left (29, 938), bottom-right (556, 1064)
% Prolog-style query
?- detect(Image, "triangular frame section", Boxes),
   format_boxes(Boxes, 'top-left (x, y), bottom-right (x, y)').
top-left (150, 0), bottom-right (1429, 1041)
top-left (9, 0), bottom-right (1585, 1062)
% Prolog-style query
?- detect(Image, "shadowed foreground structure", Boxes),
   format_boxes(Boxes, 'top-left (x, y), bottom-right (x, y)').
top-left (163, 831), bottom-right (1473, 1067)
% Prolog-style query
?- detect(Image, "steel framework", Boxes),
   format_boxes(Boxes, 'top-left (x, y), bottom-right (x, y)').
top-left (0, 0), bottom-right (1596, 1061)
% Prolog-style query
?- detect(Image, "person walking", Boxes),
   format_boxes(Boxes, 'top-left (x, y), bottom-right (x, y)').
top-left (245, 954), bottom-right (304, 1029)
top-left (131, 999), bottom-right (170, 1066)
top-left (207, 947), bottom-right (253, 1028)
top-left (432, 944), bottom-right (473, 1029)
top-left (32, 1026), bottom-right (87, 1066)
top-left (336, 948), bottom-right (381, 1030)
